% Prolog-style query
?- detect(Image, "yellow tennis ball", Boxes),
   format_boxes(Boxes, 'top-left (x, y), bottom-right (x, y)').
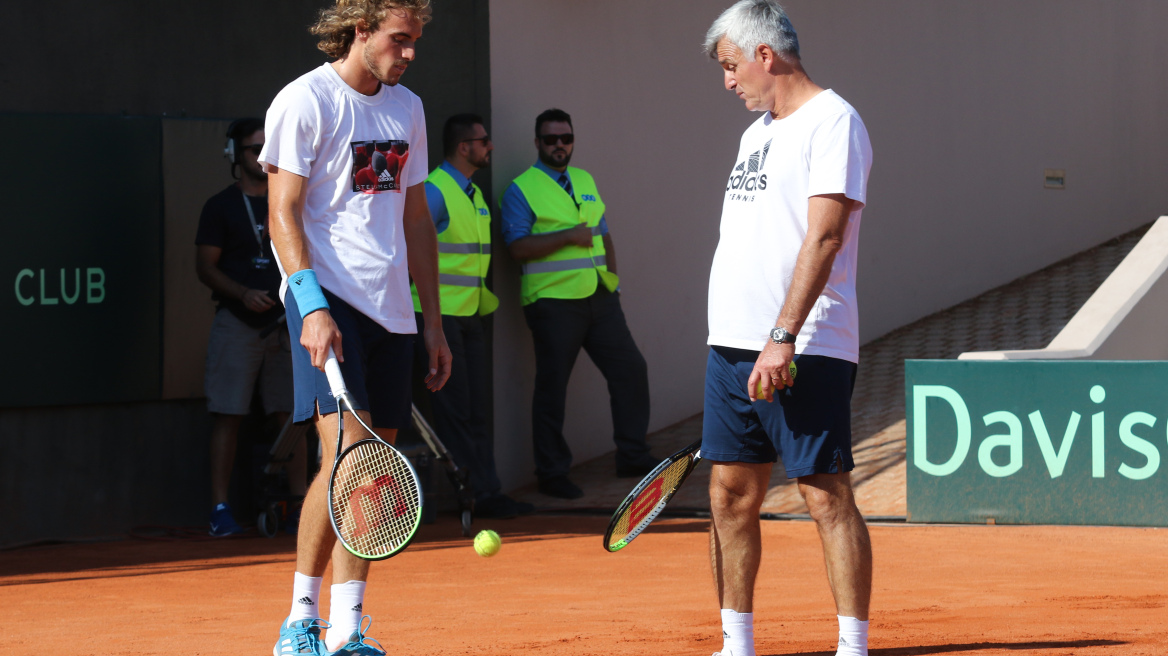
top-left (474, 529), bottom-right (501, 557)
top-left (756, 362), bottom-right (798, 400)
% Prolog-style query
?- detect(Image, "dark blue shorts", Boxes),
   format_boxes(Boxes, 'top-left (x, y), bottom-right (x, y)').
top-left (284, 287), bottom-right (414, 429)
top-left (702, 346), bottom-right (857, 478)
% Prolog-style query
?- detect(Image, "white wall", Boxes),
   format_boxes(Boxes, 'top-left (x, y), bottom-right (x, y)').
top-left (487, 0), bottom-right (1168, 490)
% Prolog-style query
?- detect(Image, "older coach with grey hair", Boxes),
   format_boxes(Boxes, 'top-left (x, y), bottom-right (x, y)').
top-left (700, 2), bottom-right (873, 655)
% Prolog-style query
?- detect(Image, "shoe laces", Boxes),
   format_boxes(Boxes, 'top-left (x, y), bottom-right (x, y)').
top-left (348, 616), bottom-right (386, 655)
top-left (289, 618), bottom-right (330, 654)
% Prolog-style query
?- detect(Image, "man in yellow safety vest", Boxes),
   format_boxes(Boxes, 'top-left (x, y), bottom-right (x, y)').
top-left (500, 108), bottom-right (658, 499)
top-left (411, 113), bottom-right (533, 519)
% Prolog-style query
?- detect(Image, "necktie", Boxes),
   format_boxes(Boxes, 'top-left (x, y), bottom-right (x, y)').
top-left (558, 173), bottom-right (574, 199)
top-left (464, 181), bottom-right (475, 201)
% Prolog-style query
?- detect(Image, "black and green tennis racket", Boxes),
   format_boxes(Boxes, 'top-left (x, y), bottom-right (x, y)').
top-left (324, 348), bottom-right (423, 560)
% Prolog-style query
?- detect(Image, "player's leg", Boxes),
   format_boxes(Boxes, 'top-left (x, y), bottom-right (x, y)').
top-left (321, 317), bottom-right (414, 653)
top-left (522, 297), bottom-right (590, 497)
top-left (772, 355), bottom-right (870, 655)
top-left (579, 287), bottom-right (655, 477)
top-left (709, 462), bottom-right (772, 610)
top-left (702, 346), bottom-right (778, 656)
top-left (798, 472), bottom-right (871, 620)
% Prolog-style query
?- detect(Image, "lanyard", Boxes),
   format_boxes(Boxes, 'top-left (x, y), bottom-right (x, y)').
top-left (241, 189), bottom-right (267, 257)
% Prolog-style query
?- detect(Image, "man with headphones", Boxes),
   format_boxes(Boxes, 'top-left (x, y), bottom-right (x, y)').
top-left (195, 117), bottom-right (305, 536)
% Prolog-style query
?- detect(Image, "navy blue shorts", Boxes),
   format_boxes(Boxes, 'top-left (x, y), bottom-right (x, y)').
top-left (702, 346), bottom-right (857, 478)
top-left (284, 287), bottom-right (414, 429)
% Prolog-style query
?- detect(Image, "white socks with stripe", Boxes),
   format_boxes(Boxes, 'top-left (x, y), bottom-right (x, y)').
top-left (287, 573), bottom-right (322, 624)
top-left (720, 609), bottom-right (755, 656)
top-left (325, 580), bottom-right (367, 651)
top-left (836, 615), bottom-right (869, 656)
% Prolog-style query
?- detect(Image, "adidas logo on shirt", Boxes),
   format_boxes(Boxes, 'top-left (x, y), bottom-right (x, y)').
top-left (726, 138), bottom-right (772, 197)
top-left (297, 596), bottom-right (315, 606)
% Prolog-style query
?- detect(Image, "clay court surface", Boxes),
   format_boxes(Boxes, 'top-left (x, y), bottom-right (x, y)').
top-left (4, 515), bottom-right (1166, 656)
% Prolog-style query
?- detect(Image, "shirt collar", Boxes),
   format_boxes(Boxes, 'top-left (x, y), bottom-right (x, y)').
top-left (440, 160), bottom-right (472, 193)
top-left (533, 159), bottom-right (569, 181)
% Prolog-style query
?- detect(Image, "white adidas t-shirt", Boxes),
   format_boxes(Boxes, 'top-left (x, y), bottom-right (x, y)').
top-left (260, 62), bottom-right (429, 334)
top-left (707, 90), bottom-right (872, 362)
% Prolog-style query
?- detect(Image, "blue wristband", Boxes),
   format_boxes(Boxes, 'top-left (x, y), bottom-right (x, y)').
top-left (288, 268), bottom-right (329, 319)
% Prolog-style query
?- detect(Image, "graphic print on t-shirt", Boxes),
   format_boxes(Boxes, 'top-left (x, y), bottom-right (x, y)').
top-left (350, 140), bottom-right (411, 194)
top-left (725, 138), bottom-right (771, 202)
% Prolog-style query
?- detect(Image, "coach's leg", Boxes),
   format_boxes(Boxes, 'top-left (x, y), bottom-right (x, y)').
top-left (709, 461), bottom-right (772, 611)
top-left (799, 472), bottom-right (871, 620)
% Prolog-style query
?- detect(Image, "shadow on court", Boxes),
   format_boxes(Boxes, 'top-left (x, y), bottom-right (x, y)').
top-left (0, 514), bottom-right (705, 581)
top-left (765, 639), bottom-right (1129, 656)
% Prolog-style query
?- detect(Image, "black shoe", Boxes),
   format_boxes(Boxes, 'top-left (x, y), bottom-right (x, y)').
top-left (616, 453), bottom-right (661, 478)
top-left (537, 476), bottom-right (584, 499)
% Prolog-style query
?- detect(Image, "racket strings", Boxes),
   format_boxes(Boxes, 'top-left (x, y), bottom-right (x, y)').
top-left (609, 456), bottom-right (693, 548)
top-left (330, 440), bottom-right (421, 557)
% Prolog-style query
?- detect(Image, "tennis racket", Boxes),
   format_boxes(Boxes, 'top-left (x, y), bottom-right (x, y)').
top-left (323, 347), bottom-right (423, 560)
top-left (604, 439), bottom-right (704, 552)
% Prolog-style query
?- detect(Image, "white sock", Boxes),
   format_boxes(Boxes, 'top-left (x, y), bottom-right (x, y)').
top-left (326, 580), bottom-right (367, 651)
top-left (287, 572), bottom-right (323, 624)
top-left (721, 608), bottom-right (755, 656)
top-left (836, 615), bottom-right (869, 656)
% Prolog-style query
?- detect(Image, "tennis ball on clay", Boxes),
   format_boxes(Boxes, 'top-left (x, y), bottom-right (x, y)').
top-left (756, 362), bottom-right (798, 400)
top-left (474, 529), bottom-right (501, 557)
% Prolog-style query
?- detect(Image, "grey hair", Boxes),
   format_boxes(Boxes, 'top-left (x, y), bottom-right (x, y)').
top-left (703, 0), bottom-right (800, 62)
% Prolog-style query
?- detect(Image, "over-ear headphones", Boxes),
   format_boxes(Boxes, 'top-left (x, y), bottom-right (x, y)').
top-left (224, 119), bottom-right (241, 163)
top-left (224, 117), bottom-right (264, 177)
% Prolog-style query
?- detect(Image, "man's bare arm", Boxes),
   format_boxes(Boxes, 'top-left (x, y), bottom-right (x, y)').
top-left (751, 193), bottom-right (853, 401)
top-left (268, 165), bottom-right (343, 369)
top-left (195, 245), bottom-right (276, 313)
top-left (507, 223), bottom-right (594, 262)
top-left (403, 182), bottom-right (452, 392)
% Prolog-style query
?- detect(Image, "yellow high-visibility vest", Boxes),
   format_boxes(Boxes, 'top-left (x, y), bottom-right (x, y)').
top-left (509, 166), bottom-right (618, 305)
top-left (411, 167), bottom-right (499, 316)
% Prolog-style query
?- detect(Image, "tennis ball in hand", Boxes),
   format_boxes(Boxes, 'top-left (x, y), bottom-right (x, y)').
top-left (474, 529), bottom-right (501, 557)
top-left (756, 362), bottom-right (798, 400)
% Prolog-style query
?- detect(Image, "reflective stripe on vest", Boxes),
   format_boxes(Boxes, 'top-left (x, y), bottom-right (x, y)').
top-left (521, 254), bottom-right (607, 275)
top-left (437, 243), bottom-right (492, 254)
top-left (410, 167), bottom-right (499, 316)
top-left (509, 166), bottom-right (619, 305)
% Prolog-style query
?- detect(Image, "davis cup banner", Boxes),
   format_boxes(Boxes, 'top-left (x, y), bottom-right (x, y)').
top-left (906, 360), bottom-right (1168, 526)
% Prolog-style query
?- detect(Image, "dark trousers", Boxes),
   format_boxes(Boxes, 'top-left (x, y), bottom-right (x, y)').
top-left (415, 313), bottom-right (501, 498)
top-left (522, 287), bottom-right (651, 480)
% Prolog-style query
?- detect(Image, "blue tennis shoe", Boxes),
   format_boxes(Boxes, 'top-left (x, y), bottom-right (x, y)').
top-left (274, 617), bottom-right (329, 656)
top-left (209, 502), bottom-right (244, 537)
top-left (328, 616), bottom-right (386, 656)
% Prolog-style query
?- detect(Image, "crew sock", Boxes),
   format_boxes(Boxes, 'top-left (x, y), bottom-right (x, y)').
top-left (288, 572), bottom-right (323, 624)
top-left (326, 580), bottom-right (367, 651)
top-left (721, 608), bottom-right (755, 656)
top-left (836, 615), bottom-right (869, 656)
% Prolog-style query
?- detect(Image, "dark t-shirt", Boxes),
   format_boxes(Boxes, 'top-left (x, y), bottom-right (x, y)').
top-left (195, 184), bottom-right (282, 328)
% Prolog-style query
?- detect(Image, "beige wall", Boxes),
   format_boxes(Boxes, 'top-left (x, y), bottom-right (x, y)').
top-left (487, 0), bottom-right (1168, 489)
top-left (161, 120), bottom-right (237, 399)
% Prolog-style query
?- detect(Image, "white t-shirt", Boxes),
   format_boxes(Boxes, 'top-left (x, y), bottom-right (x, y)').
top-left (707, 89), bottom-right (872, 362)
top-left (260, 62), bottom-right (429, 334)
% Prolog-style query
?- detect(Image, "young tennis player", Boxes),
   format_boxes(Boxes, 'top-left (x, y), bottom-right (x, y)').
top-left (702, 2), bottom-right (874, 655)
top-left (260, 1), bottom-right (451, 654)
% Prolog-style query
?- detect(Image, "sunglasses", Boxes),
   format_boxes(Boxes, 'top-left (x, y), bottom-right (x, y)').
top-left (539, 133), bottom-right (574, 146)
top-left (461, 135), bottom-right (491, 145)
top-left (240, 144), bottom-right (264, 155)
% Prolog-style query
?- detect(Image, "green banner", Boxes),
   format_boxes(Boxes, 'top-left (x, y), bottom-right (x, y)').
top-left (906, 360), bottom-right (1168, 526)
top-left (0, 114), bottom-right (161, 406)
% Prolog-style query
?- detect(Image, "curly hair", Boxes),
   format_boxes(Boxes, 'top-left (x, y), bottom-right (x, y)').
top-left (310, 0), bottom-right (433, 59)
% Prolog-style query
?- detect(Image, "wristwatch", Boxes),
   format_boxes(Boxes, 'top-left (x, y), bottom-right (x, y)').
top-left (769, 326), bottom-right (796, 345)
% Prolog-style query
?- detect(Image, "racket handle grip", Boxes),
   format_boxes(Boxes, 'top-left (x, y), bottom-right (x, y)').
top-left (324, 346), bottom-right (348, 398)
